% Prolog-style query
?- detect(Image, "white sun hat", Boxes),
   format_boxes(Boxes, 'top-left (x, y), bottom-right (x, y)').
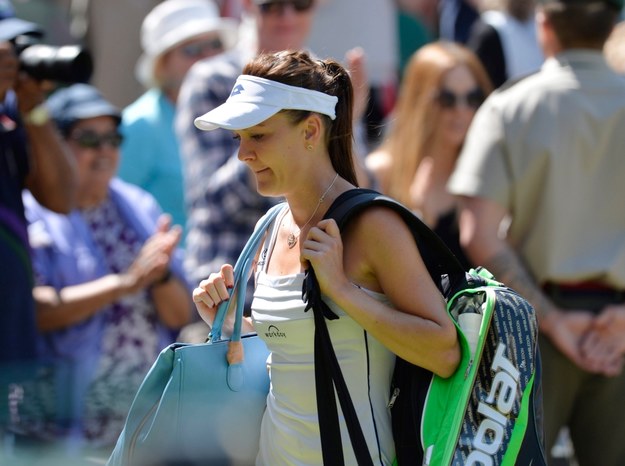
top-left (136, 0), bottom-right (238, 87)
top-left (194, 75), bottom-right (338, 131)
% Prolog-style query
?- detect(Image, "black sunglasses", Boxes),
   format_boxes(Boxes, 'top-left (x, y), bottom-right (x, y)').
top-left (180, 38), bottom-right (224, 58)
top-left (258, 0), bottom-right (314, 15)
top-left (436, 88), bottom-right (485, 110)
top-left (68, 130), bottom-right (124, 150)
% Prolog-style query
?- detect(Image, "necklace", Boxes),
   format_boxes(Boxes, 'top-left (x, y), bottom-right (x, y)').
top-left (287, 173), bottom-right (339, 249)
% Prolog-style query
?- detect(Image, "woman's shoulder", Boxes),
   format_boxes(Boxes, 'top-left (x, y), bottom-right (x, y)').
top-left (342, 201), bottom-right (415, 250)
top-left (339, 197), bottom-right (426, 293)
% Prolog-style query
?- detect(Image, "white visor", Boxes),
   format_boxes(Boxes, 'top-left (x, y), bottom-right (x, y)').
top-left (194, 75), bottom-right (338, 131)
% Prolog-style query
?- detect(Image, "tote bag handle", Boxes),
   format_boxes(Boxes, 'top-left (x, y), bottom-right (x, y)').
top-left (210, 202), bottom-right (286, 343)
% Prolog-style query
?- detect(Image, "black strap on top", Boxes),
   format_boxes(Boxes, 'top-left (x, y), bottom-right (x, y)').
top-left (303, 188), bottom-right (466, 466)
top-left (323, 188), bottom-right (465, 285)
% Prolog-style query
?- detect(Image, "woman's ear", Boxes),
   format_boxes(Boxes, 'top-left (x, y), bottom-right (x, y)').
top-left (303, 113), bottom-right (323, 149)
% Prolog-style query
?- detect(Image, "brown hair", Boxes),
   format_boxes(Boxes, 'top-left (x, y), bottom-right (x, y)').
top-left (543, 2), bottom-right (619, 49)
top-left (242, 50), bottom-right (358, 186)
top-left (380, 41), bottom-right (493, 206)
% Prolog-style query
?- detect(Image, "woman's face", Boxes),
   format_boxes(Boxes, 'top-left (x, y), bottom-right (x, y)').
top-left (235, 112), bottom-right (309, 197)
top-left (66, 115), bottom-right (122, 207)
top-left (434, 64), bottom-right (484, 149)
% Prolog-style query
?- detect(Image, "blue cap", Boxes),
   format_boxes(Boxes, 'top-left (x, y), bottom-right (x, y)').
top-left (46, 84), bottom-right (121, 134)
top-left (0, 0), bottom-right (42, 41)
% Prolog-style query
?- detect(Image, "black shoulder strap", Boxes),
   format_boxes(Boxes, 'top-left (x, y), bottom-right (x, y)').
top-left (307, 188), bottom-right (466, 466)
top-left (324, 188), bottom-right (466, 288)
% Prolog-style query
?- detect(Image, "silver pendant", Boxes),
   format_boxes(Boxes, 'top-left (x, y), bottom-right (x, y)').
top-left (287, 233), bottom-right (298, 249)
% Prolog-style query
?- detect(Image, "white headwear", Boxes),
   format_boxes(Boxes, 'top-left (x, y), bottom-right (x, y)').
top-left (194, 75), bottom-right (338, 131)
top-left (136, 0), bottom-right (238, 87)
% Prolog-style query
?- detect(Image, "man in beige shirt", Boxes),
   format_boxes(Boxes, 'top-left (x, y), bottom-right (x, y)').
top-left (448, 0), bottom-right (625, 464)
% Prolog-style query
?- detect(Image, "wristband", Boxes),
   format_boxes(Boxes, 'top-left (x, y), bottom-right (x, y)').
top-left (23, 104), bottom-right (51, 126)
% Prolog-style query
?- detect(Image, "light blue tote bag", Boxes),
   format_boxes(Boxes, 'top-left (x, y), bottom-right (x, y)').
top-left (107, 204), bottom-right (284, 466)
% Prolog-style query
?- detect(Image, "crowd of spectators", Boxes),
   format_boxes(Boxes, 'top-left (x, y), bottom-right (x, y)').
top-left (2, 0), bottom-right (624, 464)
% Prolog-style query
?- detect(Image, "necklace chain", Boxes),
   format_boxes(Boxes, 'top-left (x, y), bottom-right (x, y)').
top-left (287, 173), bottom-right (339, 249)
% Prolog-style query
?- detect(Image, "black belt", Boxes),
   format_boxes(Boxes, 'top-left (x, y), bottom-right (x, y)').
top-left (543, 282), bottom-right (625, 312)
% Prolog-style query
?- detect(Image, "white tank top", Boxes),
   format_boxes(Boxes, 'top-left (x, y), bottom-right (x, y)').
top-left (252, 206), bottom-right (396, 466)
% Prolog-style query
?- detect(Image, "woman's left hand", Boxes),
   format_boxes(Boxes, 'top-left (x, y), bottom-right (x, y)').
top-left (300, 219), bottom-right (349, 297)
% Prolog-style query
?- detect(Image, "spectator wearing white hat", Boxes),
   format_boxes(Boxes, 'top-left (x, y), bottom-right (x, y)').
top-left (117, 0), bottom-right (238, 249)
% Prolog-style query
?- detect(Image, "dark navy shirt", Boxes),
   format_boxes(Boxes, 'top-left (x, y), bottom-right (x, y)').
top-left (0, 90), bottom-right (38, 364)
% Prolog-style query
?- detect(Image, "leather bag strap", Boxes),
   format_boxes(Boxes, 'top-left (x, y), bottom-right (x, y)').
top-left (210, 202), bottom-right (285, 342)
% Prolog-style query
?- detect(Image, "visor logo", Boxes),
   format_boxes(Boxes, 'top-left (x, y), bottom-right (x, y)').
top-left (230, 84), bottom-right (244, 97)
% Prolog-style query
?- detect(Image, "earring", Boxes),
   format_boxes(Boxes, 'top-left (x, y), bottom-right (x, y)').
top-left (306, 144), bottom-right (313, 151)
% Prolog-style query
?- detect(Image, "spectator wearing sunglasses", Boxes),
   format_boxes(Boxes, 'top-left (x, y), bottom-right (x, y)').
top-left (21, 83), bottom-right (192, 457)
top-left (117, 0), bottom-right (238, 249)
top-left (366, 41), bottom-right (492, 270)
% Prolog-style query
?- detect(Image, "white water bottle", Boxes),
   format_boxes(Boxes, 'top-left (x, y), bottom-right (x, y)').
top-left (458, 312), bottom-right (483, 358)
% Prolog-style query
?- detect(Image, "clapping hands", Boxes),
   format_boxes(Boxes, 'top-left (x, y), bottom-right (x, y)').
top-left (123, 214), bottom-right (182, 293)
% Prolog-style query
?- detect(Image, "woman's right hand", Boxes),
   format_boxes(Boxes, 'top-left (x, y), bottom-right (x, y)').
top-left (192, 264), bottom-right (235, 326)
